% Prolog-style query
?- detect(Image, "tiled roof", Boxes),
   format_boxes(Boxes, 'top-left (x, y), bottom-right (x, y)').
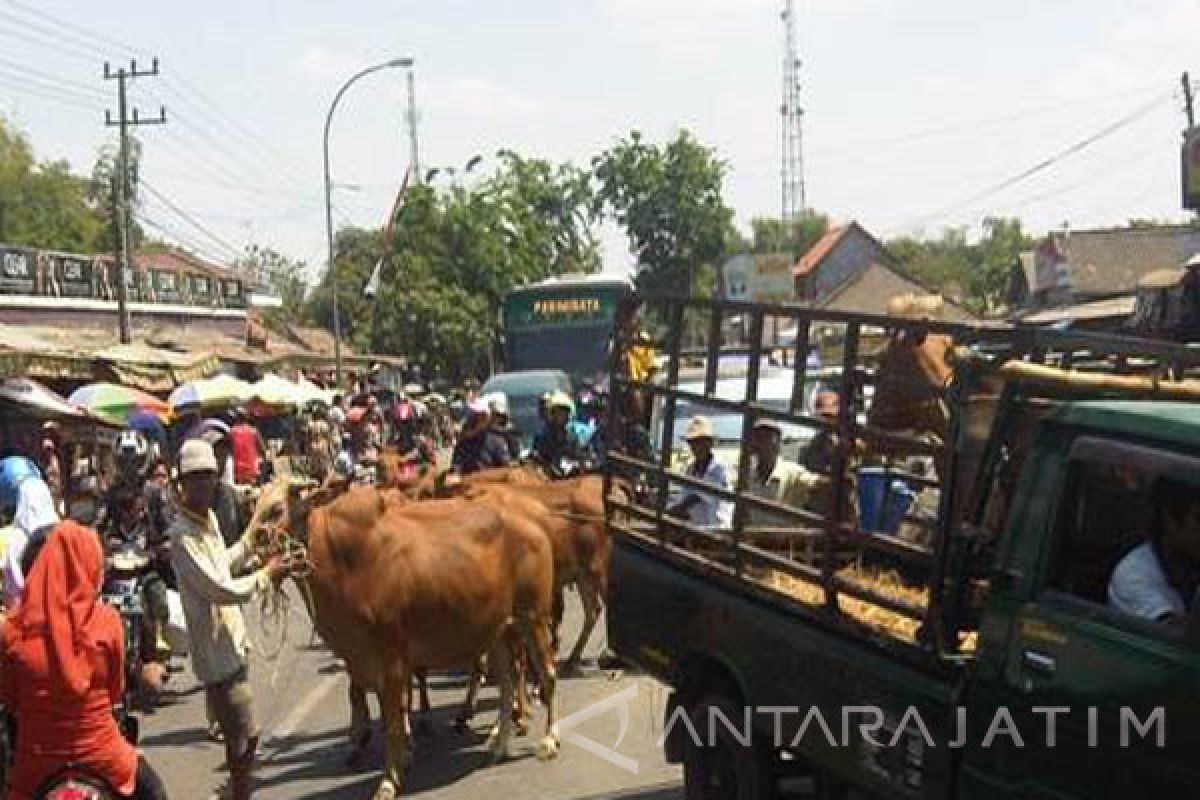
top-left (1056, 226), bottom-right (1200, 297)
top-left (135, 248), bottom-right (233, 279)
top-left (792, 224), bottom-right (849, 277)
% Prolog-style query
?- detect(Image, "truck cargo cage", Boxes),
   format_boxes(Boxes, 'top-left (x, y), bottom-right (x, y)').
top-left (603, 292), bottom-right (1200, 658)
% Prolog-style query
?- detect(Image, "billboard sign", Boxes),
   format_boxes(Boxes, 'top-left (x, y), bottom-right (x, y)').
top-left (722, 253), bottom-right (794, 302)
top-left (1183, 126), bottom-right (1200, 210)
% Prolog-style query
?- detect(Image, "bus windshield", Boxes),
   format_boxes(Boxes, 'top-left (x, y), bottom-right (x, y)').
top-left (503, 275), bottom-right (631, 385)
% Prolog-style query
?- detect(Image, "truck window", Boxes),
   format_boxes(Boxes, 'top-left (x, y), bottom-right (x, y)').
top-left (1047, 447), bottom-right (1200, 628)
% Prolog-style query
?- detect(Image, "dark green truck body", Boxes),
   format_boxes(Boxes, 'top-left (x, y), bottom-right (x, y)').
top-left (606, 293), bottom-right (1200, 800)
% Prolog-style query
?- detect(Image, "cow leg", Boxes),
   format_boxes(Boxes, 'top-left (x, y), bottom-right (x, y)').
top-left (551, 586), bottom-right (565, 652)
top-left (562, 576), bottom-right (601, 675)
top-left (484, 639), bottom-right (517, 763)
top-left (454, 662), bottom-right (484, 733)
top-left (346, 681), bottom-right (372, 767)
top-left (375, 662), bottom-right (413, 800)
top-left (411, 668), bottom-right (433, 736)
top-left (522, 618), bottom-right (560, 761)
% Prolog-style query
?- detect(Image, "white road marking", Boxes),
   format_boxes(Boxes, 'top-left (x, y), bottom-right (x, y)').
top-left (262, 671), bottom-right (343, 757)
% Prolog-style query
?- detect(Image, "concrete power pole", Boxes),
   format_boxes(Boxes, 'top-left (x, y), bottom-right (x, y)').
top-left (780, 0), bottom-right (806, 220)
top-left (105, 58), bottom-right (166, 344)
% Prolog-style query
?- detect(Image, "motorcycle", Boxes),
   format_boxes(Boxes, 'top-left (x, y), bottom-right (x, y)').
top-left (34, 764), bottom-right (119, 800)
top-left (101, 539), bottom-right (161, 711)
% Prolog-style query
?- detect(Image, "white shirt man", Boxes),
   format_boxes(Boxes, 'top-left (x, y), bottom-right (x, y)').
top-left (1108, 542), bottom-right (1186, 622)
top-left (670, 416), bottom-right (733, 530)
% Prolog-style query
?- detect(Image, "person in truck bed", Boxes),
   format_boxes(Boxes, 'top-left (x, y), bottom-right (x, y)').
top-left (1108, 477), bottom-right (1200, 624)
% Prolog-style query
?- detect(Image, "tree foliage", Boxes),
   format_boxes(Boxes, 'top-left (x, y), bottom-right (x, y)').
top-left (234, 244), bottom-right (309, 328)
top-left (0, 117), bottom-right (110, 252)
top-left (749, 211), bottom-right (829, 260)
top-left (593, 130), bottom-right (733, 295)
top-left (888, 216), bottom-right (1033, 313)
top-left (310, 154), bottom-right (600, 379)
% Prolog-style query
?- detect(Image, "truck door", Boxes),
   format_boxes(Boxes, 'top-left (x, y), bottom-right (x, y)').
top-left (962, 434), bottom-right (1200, 800)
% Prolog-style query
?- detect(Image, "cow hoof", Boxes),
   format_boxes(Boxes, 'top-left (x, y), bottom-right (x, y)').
top-left (372, 780), bottom-right (397, 800)
top-left (515, 720), bottom-right (529, 737)
top-left (536, 735), bottom-right (560, 761)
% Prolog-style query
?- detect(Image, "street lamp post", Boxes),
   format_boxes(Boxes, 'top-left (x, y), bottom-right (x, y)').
top-left (323, 56), bottom-right (414, 387)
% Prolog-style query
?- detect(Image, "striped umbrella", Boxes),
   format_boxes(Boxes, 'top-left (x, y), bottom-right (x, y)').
top-left (168, 374), bottom-right (254, 413)
top-left (68, 383), bottom-right (170, 427)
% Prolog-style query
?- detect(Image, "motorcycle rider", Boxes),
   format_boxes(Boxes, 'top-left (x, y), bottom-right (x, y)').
top-left (486, 393), bottom-right (521, 460)
top-left (98, 430), bottom-right (172, 661)
top-left (0, 457), bottom-right (57, 608)
top-left (531, 391), bottom-right (587, 477)
top-left (450, 399), bottom-right (511, 476)
top-left (1, 520), bottom-right (170, 800)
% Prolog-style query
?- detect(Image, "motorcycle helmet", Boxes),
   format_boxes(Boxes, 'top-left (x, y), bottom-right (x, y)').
top-left (546, 390), bottom-right (575, 416)
top-left (115, 429), bottom-right (151, 477)
top-left (0, 455), bottom-right (41, 510)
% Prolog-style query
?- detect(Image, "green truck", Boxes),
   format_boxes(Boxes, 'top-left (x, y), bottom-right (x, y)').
top-left (604, 294), bottom-right (1200, 799)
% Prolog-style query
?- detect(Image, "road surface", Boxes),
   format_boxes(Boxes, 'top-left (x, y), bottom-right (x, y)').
top-left (141, 585), bottom-right (683, 799)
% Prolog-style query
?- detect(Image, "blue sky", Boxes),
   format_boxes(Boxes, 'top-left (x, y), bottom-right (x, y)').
top-left (1, 0), bottom-right (1197, 276)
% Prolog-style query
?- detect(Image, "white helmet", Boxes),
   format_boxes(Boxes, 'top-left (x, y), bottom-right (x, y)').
top-left (115, 430), bottom-right (150, 474)
top-left (486, 392), bottom-right (509, 417)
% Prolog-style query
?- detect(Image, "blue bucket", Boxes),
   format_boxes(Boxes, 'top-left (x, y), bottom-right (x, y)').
top-left (858, 468), bottom-right (916, 534)
top-left (857, 467), bottom-right (888, 533)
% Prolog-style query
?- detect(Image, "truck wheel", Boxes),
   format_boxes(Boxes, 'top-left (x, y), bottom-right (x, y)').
top-left (683, 694), bottom-right (773, 800)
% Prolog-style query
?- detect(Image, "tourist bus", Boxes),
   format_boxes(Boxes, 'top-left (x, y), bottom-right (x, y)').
top-left (501, 273), bottom-right (632, 386)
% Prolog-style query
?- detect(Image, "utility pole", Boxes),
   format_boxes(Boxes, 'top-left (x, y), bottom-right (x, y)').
top-left (105, 58), bottom-right (166, 344)
top-left (1184, 71), bottom-right (1195, 129)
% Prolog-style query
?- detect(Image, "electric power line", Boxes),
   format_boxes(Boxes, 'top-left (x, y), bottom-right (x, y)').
top-left (910, 92), bottom-right (1172, 228)
top-left (140, 181), bottom-right (244, 259)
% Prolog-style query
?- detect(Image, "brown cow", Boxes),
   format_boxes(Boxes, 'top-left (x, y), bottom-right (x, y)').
top-left (247, 480), bottom-right (560, 800)
top-left (462, 475), bottom-right (609, 671)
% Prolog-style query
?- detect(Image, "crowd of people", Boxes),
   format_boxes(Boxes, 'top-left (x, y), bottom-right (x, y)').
top-left (0, 369), bottom-right (622, 800)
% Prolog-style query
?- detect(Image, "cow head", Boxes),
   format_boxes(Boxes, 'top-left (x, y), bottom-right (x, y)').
top-left (245, 474), bottom-right (348, 547)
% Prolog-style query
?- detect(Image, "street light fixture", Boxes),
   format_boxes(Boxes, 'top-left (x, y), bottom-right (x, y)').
top-left (323, 56), bottom-right (414, 387)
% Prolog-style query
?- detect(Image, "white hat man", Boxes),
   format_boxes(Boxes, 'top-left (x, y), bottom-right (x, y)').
top-left (168, 438), bottom-right (292, 800)
top-left (667, 415), bottom-right (733, 530)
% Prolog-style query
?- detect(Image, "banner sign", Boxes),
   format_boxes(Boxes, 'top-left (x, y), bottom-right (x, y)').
top-left (53, 254), bottom-right (94, 297)
top-left (0, 246), bottom-right (35, 294)
top-left (722, 253), bottom-right (794, 302)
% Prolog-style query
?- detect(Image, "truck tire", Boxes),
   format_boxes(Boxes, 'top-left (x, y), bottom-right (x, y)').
top-left (683, 694), bottom-right (774, 800)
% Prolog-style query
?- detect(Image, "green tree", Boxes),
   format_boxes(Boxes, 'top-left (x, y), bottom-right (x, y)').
top-left (234, 244), bottom-right (309, 327)
top-left (887, 216), bottom-right (1032, 314)
top-left (0, 117), bottom-right (108, 251)
top-left (310, 151), bottom-right (599, 378)
top-left (592, 130), bottom-right (733, 295)
top-left (307, 226), bottom-right (381, 352)
top-left (750, 210), bottom-right (829, 260)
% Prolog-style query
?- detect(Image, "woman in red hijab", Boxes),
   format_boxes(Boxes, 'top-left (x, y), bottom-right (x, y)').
top-left (1, 520), bottom-right (168, 799)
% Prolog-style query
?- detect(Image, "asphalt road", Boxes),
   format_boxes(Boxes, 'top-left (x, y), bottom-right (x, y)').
top-left (140, 584), bottom-right (684, 799)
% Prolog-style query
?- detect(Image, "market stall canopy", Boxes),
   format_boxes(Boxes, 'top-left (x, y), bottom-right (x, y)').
top-left (92, 344), bottom-right (220, 392)
top-left (295, 375), bottom-right (334, 407)
top-left (169, 374), bottom-right (254, 412)
top-left (250, 374), bottom-right (303, 409)
top-left (69, 382), bottom-right (170, 427)
top-left (0, 378), bottom-right (102, 424)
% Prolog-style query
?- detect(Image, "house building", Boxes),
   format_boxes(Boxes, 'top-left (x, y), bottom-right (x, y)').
top-left (790, 220), bottom-right (975, 320)
top-left (1008, 226), bottom-right (1200, 327)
